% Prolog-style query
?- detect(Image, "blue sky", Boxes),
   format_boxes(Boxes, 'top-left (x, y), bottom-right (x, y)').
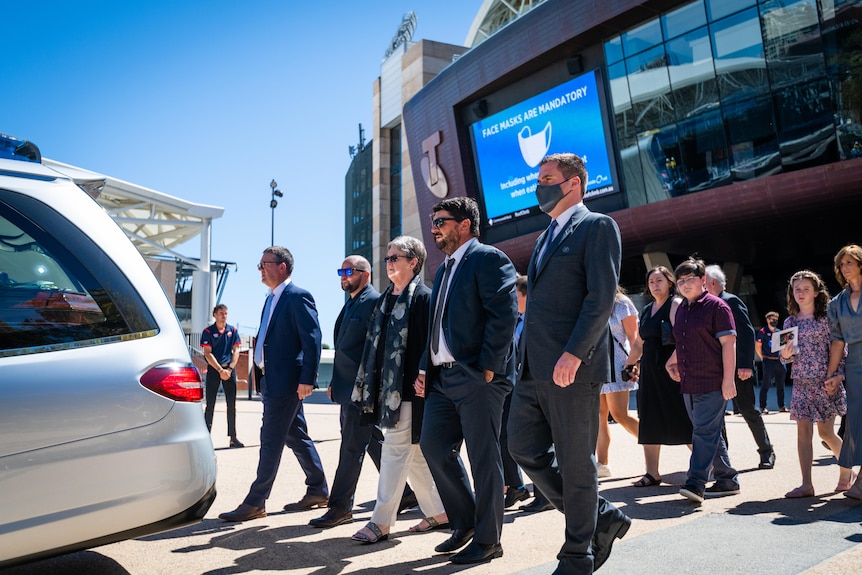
top-left (1, 0), bottom-right (482, 342)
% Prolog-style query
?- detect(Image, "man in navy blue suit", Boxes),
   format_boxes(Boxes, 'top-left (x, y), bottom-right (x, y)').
top-left (219, 246), bottom-right (329, 522)
top-left (417, 197), bottom-right (518, 565)
top-left (508, 153), bottom-right (630, 573)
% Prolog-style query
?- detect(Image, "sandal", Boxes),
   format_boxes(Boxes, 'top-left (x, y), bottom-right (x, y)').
top-left (785, 486), bottom-right (815, 498)
top-left (836, 471), bottom-right (858, 492)
top-left (408, 516), bottom-right (450, 533)
top-left (351, 522), bottom-right (389, 544)
top-left (632, 473), bottom-right (661, 487)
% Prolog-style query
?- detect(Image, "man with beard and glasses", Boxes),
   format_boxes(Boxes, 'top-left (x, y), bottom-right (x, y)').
top-left (507, 153), bottom-right (631, 574)
top-left (756, 311), bottom-right (787, 413)
top-left (417, 196), bottom-right (518, 565)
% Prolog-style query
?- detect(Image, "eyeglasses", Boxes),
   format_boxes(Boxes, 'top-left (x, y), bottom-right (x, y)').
top-left (431, 217), bottom-right (459, 228)
top-left (676, 275), bottom-right (701, 287)
top-left (337, 268), bottom-right (367, 277)
top-left (257, 261), bottom-right (281, 270)
top-left (383, 255), bottom-right (406, 264)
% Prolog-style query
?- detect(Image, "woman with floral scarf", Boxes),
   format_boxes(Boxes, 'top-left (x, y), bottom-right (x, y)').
top-left (351, 236), bottom-right (448, 544)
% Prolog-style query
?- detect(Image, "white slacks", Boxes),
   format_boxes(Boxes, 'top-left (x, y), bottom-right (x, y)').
top-left (371, 401), bottom-right (445, 527)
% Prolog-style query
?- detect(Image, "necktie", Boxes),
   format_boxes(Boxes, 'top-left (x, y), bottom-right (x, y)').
top-left (254, 293), bottom-right (274, 367)
top-left (538, 220), bottom-right (558, 266)
top-left (431, 258), bottom-right (455, 355)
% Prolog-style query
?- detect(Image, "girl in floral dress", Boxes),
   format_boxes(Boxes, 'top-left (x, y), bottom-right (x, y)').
top-left (782, 270), bottom-right (851, 498)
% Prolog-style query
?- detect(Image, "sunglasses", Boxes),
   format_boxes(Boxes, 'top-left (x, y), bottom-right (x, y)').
top-left (257, 261), bottom-right (281, 270)
top-left (337, 268), bottom-right (367, 277)
top-left (431, 217), bottom-right (459, 228)
top-left (383, 255), bottom-right (410, 264)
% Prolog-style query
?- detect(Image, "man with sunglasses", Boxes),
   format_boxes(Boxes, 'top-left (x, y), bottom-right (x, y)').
top-left (418, 197), bottom-right (518, 565)
top-left (219, 246), bottom-right (328, 522)
top-left (309, 257), bottom-right (416, 528)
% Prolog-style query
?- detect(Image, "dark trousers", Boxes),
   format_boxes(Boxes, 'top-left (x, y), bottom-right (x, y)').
top-left (328, 402), bottom-right (412, 511)
top-left (760, 359), bottom-right (787, 409)
top-left (420, 364), bottom-right (509, 546)
top-left (244, 392), bottom-right (328, 508)
top-left (731, 370), bottom-right (773, 456)
top-left (508, 376), bottom-right (624, 575)
top-left (204, 366), bottom-right (237, 437)
top-left (500, 390), bottom-right (524, 488)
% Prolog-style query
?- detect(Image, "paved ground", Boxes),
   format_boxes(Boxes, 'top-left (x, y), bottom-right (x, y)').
top-left (5, 389), bottom-right (862, 575)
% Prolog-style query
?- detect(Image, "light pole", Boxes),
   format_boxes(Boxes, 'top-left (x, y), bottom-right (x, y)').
top-left (269, 179), bottom-right (282, 246)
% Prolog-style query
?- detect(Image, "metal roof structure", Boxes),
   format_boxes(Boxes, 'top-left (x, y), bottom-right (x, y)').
top-left (465, 0), bottom-right (546, 47)
top-left (42, 158), bottom-right (222, 264)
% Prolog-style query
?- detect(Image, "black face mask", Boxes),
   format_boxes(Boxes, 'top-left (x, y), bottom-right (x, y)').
top-left (535, 182), bottom-right (571, 214)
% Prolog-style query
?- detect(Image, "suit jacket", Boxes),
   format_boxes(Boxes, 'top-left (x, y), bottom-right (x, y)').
top-left (524, 204), bottom-right (621, 383)
top-left (331, 284), bottom-right (380, 405)
top-left (258, 281), bottom-right (322, 397)
top-left (425, 240), bottom-right (518, 385)
top-left (719, 290), bottom-right (755, 368)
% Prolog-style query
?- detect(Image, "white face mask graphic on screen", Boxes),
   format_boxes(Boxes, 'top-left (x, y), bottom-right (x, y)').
top-left (518, 121), bottom-right (552, 168)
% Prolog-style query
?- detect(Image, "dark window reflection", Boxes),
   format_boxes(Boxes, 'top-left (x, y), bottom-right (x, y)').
top-left (676, 107), bottom-right (732, 191)
top-left (723, 95), bottom-right (781, 180)
top-left (820, 0), bottom-right (862, 159)
top-left (773, 80), bottom-right (838, 169)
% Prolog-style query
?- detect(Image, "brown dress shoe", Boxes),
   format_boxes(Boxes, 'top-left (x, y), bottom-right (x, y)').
top-left (283, 493), bottom-right (329, 511)
top-left (218, 503), bottom-right (266, 522)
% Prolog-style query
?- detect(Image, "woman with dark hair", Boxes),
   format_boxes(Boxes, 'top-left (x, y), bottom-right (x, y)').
top-left (625, 266), bottom-right (691, 487)
top-left (826, 245), bottom-right (862, 499)
top-left (350, 236), bottom-right (447, 543)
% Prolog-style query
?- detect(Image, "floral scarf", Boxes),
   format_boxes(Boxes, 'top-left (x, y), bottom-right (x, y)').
top-left (352, 274), bottom-right (419, 428)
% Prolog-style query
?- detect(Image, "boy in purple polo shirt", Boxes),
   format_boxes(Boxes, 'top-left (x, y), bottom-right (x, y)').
top-left (666, 258), bottom-right (739, 503)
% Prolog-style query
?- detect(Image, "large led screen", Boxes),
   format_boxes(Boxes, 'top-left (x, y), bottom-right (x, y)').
top-left (470, 69), bottom-right (616, 227)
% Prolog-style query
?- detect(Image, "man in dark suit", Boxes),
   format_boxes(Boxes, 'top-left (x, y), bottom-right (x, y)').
top-left (309, 256), bottom-right (417, 528)
top-left (219, 246), bottom-right (329, 522)
top-left (508, 153), bottom-right (631, 574)
top-left (417, 197), bottom-right (517, 565)
top-left (705, 264), bottom-right (776, 469)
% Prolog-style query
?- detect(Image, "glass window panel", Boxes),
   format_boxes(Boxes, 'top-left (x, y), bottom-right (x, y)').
top-left (622, 18), bottom-right (662, 56)
top-left (605, 36), bottom-right (624, 64)
top-left (633, 131), bottom-right (679, 203)
top-left (722, 94), bottom-right (781, 180)
top-left (662, 0), bottom-right (707, 40)
top-left (711, 8), bottom-right (769, 101)
top-left (608, 61), bottom-right (647, 207)
top-left (667, 26), bottom-right (718, 118)
top-left (819, 0), bottom-right (862, 158)
top-left (761, 0), bottom-right (825, 88)
top-left (773, 79), bottom-right (839, 169)
top-left (626, 45), bottom-right (676, 131)
top-left (707, 0), bottom-right (756, 21)
top-left (676, 108), bottom-right (732, 191)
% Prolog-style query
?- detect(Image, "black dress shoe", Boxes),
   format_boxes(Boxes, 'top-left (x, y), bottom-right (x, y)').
top-left (759, 451), bottom-right (776, 470)
top-left (308, 508), bottom-right (353, 528)
top-left (434, 528), bottom-right (474, 553)
top-left (504, 486), bottom-right (530, 508)
top-left (218, 503), bottom-right (266, 522)
top-left (593, 513), bottom-right (631, 571)
top-left (397, 492), bottom-right (418, 513)
top-left (450, 541), bottom-right (503, 564)
top-left (520, 496), bottom-right (554, 513)
top-left (229, 437), bottom-right (244, 448)
top-left (283, 493), bottom-right (329, 511)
